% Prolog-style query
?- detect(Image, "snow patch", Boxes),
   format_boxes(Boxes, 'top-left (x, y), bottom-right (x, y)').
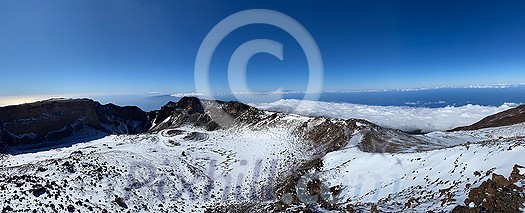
top-left (345, 133), bottom-right (363, 148)
top-left (519, 167), bottom-right (525, 176)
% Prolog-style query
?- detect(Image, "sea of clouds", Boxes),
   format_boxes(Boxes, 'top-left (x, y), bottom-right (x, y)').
top-left (251, 99), bottom-right (518, 133)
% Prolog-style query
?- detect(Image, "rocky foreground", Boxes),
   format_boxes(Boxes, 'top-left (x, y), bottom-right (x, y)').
top-left (0, 97), bottom-right (524, 212)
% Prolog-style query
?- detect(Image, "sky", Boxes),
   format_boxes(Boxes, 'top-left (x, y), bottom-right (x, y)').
top-left (0, 0), bottom-right (524, 97)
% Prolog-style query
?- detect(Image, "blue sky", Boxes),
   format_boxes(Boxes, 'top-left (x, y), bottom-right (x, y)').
top-left (1, 0), bottom-right (524, 96)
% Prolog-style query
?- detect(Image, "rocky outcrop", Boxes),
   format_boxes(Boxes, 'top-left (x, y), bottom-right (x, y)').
top-left (0, 99), bottom-right (151, 149)
top-left (452, 104), bottom-right (525, 131)
top-left (452, 164), bottom-right (525, 212)
top-left (0, 99), bottom-right (100, 147)
top-left (176, 96), bottom-right (205, 115)
top-left (148, 98), bottom-right (261, 132)
top-left (148, 98), bottom-right (216, 132)
top-left (94, 103), bottom-right (150, 134)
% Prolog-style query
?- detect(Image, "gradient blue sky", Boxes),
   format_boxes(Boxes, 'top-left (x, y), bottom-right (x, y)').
top-left (1, 0), bottom-right (524, 96)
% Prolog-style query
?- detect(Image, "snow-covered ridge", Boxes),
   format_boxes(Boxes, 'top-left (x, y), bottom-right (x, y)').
top-left (251, 99), bottom-right (517, 133)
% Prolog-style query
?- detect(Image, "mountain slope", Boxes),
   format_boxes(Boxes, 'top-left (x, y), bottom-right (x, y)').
top-left (452, 104), bottom-right (525, 131)
top-left (268, 123), bottom-right (525, 212)
top-left (0, 97), bottom-right (524, 212)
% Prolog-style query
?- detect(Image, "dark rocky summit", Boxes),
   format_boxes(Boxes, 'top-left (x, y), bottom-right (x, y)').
top-left (148, 97), bottom-right (216, 132)
top-left (452, 104), bottom-right (525, 131)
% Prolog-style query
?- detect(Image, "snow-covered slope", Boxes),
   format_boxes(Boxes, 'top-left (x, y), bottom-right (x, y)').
top-left (0, 122), bottom-right (317, 212)
top-left (302, 123), bottom-right (525, 212)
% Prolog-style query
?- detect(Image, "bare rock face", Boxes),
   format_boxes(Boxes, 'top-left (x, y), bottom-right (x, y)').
top-left (452, 104), bottom-right (525, 131)
top-left (149, 98), bottom-right (216, 132)
top-left (0, 99), bottom-right (151, 149)
top-left (0, 99), bottom-right (101, 147)
top-left (94, 103), bottom-right (150, 134)
top-left (176, 97), bottom-right (205, 115)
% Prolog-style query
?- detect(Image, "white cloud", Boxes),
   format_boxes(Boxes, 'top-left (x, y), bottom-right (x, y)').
top-left (170, 92), bottom-right (206, 97)
top-left (251, 99), bottom-right (518, 132)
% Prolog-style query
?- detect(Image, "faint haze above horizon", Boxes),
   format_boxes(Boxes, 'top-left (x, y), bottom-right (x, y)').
top-left (1, 83), bottom-right (524, 111)
top-left (1, 0), bottom-right (524, 96)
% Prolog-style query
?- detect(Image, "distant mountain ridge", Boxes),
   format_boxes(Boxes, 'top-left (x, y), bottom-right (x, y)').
top-left (452, 104), bottom-right (525, 131)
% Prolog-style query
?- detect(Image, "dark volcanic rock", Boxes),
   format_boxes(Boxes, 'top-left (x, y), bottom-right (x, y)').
top-left (453, 164), bottom-right (525, 212)
top-left (176, 96), bottom-right (205, 115)
top-left (149, 102), bottom-right (215, 132)
top-left (0, 99), bottom-right (101, 147)
top-left (95, 103), bottom-right (150, 134)
top-left (0, 99), bottom-right (151, 149)
top-left (31, 184), bottom-right (47, 197)
top-left (149, 98), bottom-right (259, 132)
top-left (114, 196), bottom-right (128, 208)
top-left (149, 101), bottom-right (177, 127)
top-left (452, 104), bottom-right (525, 131)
